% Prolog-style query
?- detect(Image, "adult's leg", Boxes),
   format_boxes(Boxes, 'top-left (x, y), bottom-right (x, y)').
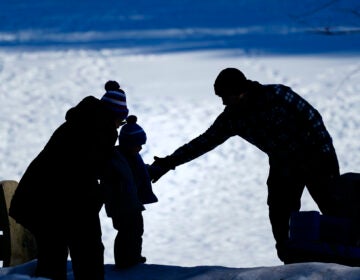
top-left (267, 165), bottom-right (305, 262)
top-left (33, 228), bottom-right (69, 280)
top-left (305, 151), bottom-right (340, 216)
top-left (68, 213), bottom-right (104, 280)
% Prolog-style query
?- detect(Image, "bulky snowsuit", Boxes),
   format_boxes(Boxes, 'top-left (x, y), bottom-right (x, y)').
top-left (9, 96), bottom-right (118, 280)
top-left (160, 83), bottom-right (339, 262)
top-left (101, 146), bottom-right (158, 268)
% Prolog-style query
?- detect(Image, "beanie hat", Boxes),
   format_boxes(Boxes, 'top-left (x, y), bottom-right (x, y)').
top-left (101, 80), bottom-right (129, 121)
top-left (214, 68), bottom-right (248, 97)
top-left (119, 115), bottom-right (147, 147)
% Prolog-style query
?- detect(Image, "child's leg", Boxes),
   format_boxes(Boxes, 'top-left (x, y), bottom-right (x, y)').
top-left (113, 211), bottom-right (145, 268)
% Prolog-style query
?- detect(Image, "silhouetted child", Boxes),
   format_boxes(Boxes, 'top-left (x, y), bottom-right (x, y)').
top-left (101, 115), bottom-right (158, 268)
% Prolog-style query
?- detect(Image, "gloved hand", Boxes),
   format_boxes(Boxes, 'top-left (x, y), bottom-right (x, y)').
top-left (149, 156), bottom-right (176, 183)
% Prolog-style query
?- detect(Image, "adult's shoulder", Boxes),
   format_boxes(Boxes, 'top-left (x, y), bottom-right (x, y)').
top-left (264, 84), bottom-right (293, 94)
top-left (261, 84), bottom-right (295, 102)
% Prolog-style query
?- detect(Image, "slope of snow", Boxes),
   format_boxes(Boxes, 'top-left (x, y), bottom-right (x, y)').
top-left (1, 0), bottom-right (360, 279)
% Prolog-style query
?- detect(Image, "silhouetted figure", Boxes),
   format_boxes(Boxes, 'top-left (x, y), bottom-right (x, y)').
top-left (101, 115), bottom-right (158, 268)
top-left (9, 80), bottom-right (128, 280)
top-left (150, 68), bottom-right (340, 263)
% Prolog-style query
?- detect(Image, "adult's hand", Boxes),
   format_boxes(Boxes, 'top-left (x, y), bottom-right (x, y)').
top-left (149, 156), bottom-right (175, 183)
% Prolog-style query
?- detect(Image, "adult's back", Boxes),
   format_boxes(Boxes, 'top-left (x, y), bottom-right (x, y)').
top-left (9, 96), bottom-right (118, 230)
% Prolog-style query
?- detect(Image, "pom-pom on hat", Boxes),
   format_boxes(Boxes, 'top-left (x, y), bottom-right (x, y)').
top-left (101, 80), bottom-right (129, 121)
top-left (119, 115), bottom-right (147, 147)
top-left (214, 68), bottom-right (248, 97)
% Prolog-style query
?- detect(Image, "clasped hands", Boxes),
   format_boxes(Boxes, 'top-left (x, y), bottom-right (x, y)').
top-left (147, 156), bottom-right (175, 183)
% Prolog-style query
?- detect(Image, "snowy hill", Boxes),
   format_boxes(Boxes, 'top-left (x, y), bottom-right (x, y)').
top-left (1, 0), bottom-right (360, 279)
top-left (2, 260), bottom-right (360, 280)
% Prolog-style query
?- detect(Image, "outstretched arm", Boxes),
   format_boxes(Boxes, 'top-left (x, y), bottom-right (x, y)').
top-left (150, 111), bottom-right (235, 182)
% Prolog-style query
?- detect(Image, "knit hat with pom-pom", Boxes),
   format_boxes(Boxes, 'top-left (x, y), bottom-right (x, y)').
top-left (101, 80), bottom-right (129, 121)
top-left (119, 115), bottom-right (147, 147)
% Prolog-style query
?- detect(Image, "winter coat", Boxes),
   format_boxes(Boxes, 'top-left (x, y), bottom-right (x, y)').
top-left (101, 146), bottom-right (158, 221)
top-left (167, 84), bottom-right (337, 172)
top-left (9, 96), bottom-right (118, 231)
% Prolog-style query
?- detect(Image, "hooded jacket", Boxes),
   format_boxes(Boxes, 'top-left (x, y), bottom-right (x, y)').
top-left (101, 146), bottom-right (158, 220)
top-left (9, 96), bottom-right (118, 231)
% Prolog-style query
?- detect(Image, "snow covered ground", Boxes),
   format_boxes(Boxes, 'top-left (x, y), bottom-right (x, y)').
top-left (1, 0), bottom-right (360, 279)
top-left (3, 259), bottom-right (360, 280)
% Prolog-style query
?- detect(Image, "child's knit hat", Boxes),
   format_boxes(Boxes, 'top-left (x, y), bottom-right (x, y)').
top-left (119, 115), bottom-right (147, 147)
top-left (101, 80), bottom-right (129, 120)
